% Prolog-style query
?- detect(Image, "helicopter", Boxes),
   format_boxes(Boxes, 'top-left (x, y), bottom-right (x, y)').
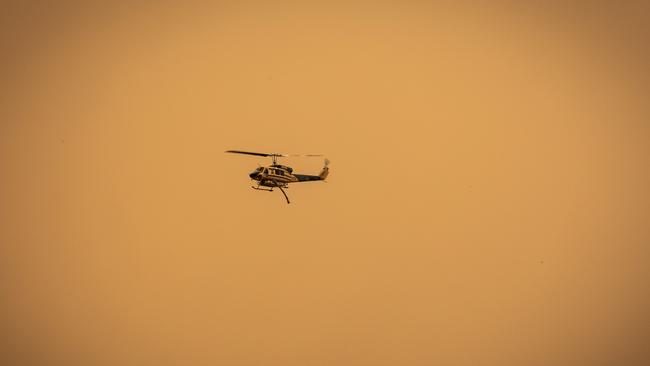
top-left (225, 150), bottom-right (330, 204)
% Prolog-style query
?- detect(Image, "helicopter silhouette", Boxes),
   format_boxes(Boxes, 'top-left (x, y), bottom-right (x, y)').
top-left (226, 150), bottom-right (329, 204)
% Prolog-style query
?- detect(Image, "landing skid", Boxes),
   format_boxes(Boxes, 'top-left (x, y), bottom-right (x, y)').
top-left (251, 184), bottom-right (291, 204)
top-left (251, 186), bottom-right (274, 192)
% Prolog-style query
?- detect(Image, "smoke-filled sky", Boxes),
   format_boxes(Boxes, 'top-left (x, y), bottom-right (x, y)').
top-left (1, 2), bottom-right (649, 365)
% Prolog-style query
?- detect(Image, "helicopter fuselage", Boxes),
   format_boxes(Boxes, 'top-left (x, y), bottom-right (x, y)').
top-left (249, 164), bottom-right (324, 187)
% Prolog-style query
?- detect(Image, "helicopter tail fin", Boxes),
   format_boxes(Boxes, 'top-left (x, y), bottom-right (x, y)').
top-left (319, 159), bottom-right (330, 180)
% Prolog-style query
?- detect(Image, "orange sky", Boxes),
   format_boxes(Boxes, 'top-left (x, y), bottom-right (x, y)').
top-left (1, 2), bottom-right (649, 365)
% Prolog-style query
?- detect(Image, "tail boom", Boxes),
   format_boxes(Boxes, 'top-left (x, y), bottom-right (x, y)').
top-left (293, 159), bottom-right (329, 182)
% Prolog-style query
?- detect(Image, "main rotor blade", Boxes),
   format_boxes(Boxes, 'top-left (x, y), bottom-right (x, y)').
top-left (225, 150), bottom-right (285, 157)
top-left (226, 150), bottom-right (322, 158)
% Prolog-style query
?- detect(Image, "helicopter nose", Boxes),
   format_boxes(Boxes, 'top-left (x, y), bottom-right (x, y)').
top-left (249, 172), bottom-right (259, 179)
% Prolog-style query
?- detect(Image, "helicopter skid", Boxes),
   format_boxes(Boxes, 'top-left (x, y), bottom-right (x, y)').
top-left (251, 186), bottom-right (274, 192)
top-left (251, 183), bottom-right (291, 204)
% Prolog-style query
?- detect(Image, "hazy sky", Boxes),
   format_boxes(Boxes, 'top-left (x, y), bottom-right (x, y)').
top-left (1, 2), bottom-right (649, 365)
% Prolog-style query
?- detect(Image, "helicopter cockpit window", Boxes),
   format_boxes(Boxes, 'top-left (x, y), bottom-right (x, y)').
top-left (256, 167), bottom-right (263, 171)
top-left (263, 168), bottom-right (268, 174)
